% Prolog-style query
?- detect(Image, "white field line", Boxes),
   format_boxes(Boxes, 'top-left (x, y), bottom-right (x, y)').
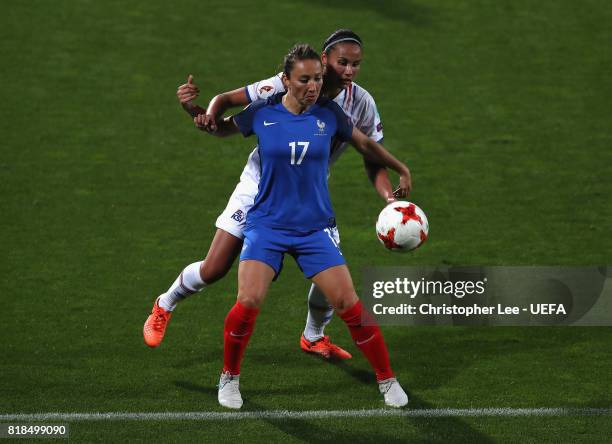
top-left (0, 408), bottom-right (610, 422)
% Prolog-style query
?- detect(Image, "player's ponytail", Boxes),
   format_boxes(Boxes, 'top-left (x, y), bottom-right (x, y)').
top-left (283, 44), bottom-right (321, 78)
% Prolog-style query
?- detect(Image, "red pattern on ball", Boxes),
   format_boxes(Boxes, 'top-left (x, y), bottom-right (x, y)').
top-left (377, 228), bottom-right (400, 249)
top-left (394, 203), bottom-right (423, 225)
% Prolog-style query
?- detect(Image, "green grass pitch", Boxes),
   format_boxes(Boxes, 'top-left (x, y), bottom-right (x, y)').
top-left (1, 0), bottom-right (611, 441)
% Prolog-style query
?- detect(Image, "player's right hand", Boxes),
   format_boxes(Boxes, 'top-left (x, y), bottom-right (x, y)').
top-left (194, 113), bottom-right (207, 130)
top-left (202, 111), bottom-right (218, 133)
top-left (177, 74), bottom-right (200, 104)
top-left (194, 113), bottom-right (216, 133)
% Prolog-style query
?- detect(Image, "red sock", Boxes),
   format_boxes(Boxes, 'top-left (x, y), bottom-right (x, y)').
top-left (223, 301), bottom-right (259, 375)
top-left (339, 300), bottom-right (394, 381)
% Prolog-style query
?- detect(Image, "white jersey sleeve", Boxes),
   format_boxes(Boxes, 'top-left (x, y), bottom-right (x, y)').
top-left (353, 86), bottom-right (384, 143)
top-left (328, 82), bottom-right (385, 165)
top-left (245, 73), bottom-right (286, 102)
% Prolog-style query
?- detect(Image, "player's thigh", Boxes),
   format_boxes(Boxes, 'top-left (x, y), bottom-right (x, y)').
top-left (310, 265), bottom-right (358, 313)
top-left (200, 229), bottom-right (244, 283)
top-left (306, 226), bottom-right (342, 306)
top-left (237, 260), bottom-right (275, 308)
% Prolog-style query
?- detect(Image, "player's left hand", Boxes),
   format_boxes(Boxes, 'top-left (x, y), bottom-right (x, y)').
top-left (393, 169), bottom-right (412, 199)
top-left (177, 74), bottom-right (200, 104)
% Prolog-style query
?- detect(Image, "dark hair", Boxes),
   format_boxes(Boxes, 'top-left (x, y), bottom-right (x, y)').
top-left (322, 29), bottom-right (362, 54)
top-left (283, 44), bottom-right (321, 78)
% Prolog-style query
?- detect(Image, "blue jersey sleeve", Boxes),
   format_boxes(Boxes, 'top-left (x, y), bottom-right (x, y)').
top-left (325, 100), bottom-right (353, 142)
top-left (233, 99), bottom-right (267, 137)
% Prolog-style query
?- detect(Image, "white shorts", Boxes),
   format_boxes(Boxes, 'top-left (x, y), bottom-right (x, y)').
top-left (215, 179), bottom-right (341, 245)
top-left (215, 178), bottom-right (258, 240)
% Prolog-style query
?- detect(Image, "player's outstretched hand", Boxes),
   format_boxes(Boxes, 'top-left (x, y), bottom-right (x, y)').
top-left (177, 74), bottom-right (200, 105)
top-left (393, 168), bottom-right (412, 199)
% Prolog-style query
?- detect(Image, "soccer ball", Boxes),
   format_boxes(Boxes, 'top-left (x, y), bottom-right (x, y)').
top-left (376, 201), bottom-right (429, 252)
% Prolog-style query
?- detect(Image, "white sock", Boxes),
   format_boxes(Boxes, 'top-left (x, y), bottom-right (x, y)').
top-left (303, 284), bottom-right (334, 342)
top-left (158, 261), bottom-right (206, 311)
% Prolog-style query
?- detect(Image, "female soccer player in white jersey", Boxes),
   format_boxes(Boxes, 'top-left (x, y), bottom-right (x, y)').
top-left (201, 43), bottom-right (410, 408)
top-left (144, 30), bottom-right (401, 360)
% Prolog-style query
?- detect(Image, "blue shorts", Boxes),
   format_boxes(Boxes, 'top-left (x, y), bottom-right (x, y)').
top-left (240, 226), bottom-right (345, 279)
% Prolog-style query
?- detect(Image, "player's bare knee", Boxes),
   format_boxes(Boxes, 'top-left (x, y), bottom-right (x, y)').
top-left (331, 292), bottom-right (359, 314)
top-left (237, 290), bottom-right (264, 309)
top-left (238, 298), bottom-right (260, 309)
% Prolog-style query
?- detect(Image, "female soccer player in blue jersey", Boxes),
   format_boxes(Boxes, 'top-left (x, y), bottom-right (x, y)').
top-left (145, 30), bottom-right (401, 363)
top-left (199, 43), bottom-right (410, 409)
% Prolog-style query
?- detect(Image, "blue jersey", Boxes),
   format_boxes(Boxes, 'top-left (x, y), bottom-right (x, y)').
top-left (234, 93), bottom-right (353, 233)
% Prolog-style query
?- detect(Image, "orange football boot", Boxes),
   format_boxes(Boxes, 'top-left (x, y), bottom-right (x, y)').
top-left (143, 297), bottom-right (172, 348)
top-left (300, 335), bottom-right (352, 360)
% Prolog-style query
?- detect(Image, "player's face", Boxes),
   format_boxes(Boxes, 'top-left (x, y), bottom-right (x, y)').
top-left (285, 59), bottom-right (324, 107)
top-left (322, 42), bottom-right (362, 88)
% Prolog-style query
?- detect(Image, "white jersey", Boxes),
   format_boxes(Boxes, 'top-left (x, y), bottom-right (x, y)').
top-left (216, 73), bottom-right (384, 239)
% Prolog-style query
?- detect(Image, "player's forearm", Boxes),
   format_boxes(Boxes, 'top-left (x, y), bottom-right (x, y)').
top-left (204, 116), bottom-right (239, 137)
top-left (206, 89), bottom-right (249, 120)
top-left (361, 139), bottom-right (409, 177)
top-left (206, 94), bottom-right (231, 120)
top-left (364, 160), bottom-right (395, 202)
top-left (182, 102), bottom-right (206, 118)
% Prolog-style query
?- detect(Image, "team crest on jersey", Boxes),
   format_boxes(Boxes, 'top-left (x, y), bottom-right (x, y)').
top-left (231, 209), bottom-right (245, 222)
top-left (315, 119), bottom-right (327, 136)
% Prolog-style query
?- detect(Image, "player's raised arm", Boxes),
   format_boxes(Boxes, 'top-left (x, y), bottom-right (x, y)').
top-left (203, 88), bottom-right (250, 132)
top-left (350, 128), bottom-right (412, 199)
top-left (204, 74), bottom-right (285, 132)
top-left (183, 73), bottom-right (285, 133)
top-left (176, 74), bottom-right (250, 132)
